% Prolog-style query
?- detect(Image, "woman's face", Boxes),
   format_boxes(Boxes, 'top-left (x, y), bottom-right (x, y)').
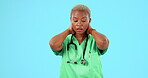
top-left (71, 10), bottom-right (91, 35)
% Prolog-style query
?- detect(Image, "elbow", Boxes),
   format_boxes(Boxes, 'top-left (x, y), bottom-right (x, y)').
top-left (49, 40), bottom-right (55, 50)
top-left (49, 41), bottom-right (54, 48)
top-left (49, 40), bottom-right (62, 51)
top-left (98, 38), bottom-right (109, 50)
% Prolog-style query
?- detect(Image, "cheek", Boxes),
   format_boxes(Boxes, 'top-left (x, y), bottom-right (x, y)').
top-left (71, 22), bottom-right (89, 29)
top-left (71, 22), bottom-right (77, 30)
top-left (83, 23), bottom-right (89, 29)
top-left (72, 22), bottom-right (77, 26)
top-left (71, 23), bottom-right (77, 31)
top-left (83, 26), bottom-right (88, 31)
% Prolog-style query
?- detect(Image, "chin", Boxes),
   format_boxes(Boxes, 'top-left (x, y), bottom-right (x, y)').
top-left (76, 31), bottom-right (86, 35)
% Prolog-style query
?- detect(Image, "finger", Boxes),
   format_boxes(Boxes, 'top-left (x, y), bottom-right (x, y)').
top-left (70, 24), bottom-right (75, 34)
top-left (86, 27), bottom-right (89, 34)
top-left (71, 27), bottom-right (75, 34)
top-left (88, 24), bottom-right (91, 28)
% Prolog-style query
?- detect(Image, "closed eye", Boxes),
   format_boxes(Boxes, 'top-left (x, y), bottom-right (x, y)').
top-left (82, 20), bottom-right (86, 22)
top-left (74, 20), bottom-right (78, 22)
top-left (81, 18), bottom-right (87, 22)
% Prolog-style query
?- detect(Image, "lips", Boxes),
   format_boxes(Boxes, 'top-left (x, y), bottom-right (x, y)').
top-left (76, 28), bottom-right (83, 32)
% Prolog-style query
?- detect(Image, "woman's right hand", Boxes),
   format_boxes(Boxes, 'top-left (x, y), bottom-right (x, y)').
top-left (68, 24), bottom-right (75, 34)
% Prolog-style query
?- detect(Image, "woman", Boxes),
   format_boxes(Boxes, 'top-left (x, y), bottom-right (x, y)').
top-left (49, 4), bottom-right (109, 78)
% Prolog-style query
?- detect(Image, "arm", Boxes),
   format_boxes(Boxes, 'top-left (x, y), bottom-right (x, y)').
top-left (49, 26), bottom-right (74, 51)
top-left (87, 25), bottom-right (109, 50)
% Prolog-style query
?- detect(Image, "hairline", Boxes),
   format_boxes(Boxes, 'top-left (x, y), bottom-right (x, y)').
top-left (70, 10), bottom-right (90, 18)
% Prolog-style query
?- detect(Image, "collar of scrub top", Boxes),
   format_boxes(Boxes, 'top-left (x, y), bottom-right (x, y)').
top-left (67, 34), bottom-right (89, 65)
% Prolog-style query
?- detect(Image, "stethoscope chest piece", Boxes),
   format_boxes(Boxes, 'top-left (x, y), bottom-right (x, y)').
top-left (67, 61), bottom-right (77, 64)
top-left (81, 59), bottom-right (87, 65)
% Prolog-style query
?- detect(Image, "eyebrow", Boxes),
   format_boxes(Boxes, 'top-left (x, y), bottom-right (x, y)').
top-left (73, 17), bottom-right (87, 19)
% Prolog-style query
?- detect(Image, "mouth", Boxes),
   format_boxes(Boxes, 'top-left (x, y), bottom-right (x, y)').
top-left (76, 28), bottom-right (83, 32)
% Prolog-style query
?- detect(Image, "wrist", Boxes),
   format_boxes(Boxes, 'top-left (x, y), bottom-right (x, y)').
top-left (65, 28), bottom-right (71, 35)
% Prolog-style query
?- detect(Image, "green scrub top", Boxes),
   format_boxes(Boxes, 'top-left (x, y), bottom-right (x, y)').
top-left (52, 34), bottom-right (108, 78)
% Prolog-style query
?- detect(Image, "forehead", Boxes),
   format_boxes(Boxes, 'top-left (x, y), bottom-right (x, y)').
top-left (71, 10), bottom-right (89, 18)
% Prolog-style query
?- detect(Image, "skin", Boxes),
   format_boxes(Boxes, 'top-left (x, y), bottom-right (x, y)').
top-left (70, 10), bottom-right (90, 43)
top-left (49, 10), bottom-right (109, 51)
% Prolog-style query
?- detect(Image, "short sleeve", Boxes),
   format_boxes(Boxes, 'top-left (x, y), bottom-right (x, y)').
top-left (51, 43), bottom-right (64, 56)
top-left (97, 47), bottom-right (108, 55)
top-left (51, 36), bottom-right (69, 56)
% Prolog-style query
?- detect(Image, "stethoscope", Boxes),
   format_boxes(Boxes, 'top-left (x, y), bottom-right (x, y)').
top-left (67, 34), bottom-right (89, 65)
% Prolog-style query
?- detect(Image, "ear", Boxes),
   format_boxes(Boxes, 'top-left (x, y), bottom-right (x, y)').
top-left (89, 18), bottom-right (91, 23)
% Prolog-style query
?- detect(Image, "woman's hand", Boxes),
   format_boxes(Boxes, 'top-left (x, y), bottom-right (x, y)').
top-left (68, 24), bottom-right (75, 34)
top-left (87, 24), bottom-right (95, 34)
top-left (86, 24), bottom-right (109, 50)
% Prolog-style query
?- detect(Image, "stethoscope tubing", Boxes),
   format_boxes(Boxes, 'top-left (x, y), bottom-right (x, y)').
top-left (67, 34), bottom-right (88, 64)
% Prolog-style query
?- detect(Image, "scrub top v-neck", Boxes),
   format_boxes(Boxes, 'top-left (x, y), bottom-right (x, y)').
top-left (52, 34), bottom-right (108, 78)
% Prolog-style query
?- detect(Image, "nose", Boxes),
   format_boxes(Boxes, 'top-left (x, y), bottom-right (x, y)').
top-left (77, 21), bottom-right (82, 26)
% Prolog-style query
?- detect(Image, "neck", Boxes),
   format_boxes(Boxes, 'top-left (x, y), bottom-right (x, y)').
top-left (74, 33), bottom-right (87, 39)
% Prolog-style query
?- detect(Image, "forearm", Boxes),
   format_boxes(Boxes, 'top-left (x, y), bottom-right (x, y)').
top-left (49, 29), bottom-right (70, 51)
top-left (91, 29), bottom-right (109, 50)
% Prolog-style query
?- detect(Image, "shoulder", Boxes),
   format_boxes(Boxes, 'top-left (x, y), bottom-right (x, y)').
top-left (88, 34), bottom-right (95, 41)
top-left (63, 35), bottom-right (71, 44)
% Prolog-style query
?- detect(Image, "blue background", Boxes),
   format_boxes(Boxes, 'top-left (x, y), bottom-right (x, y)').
top-left (0, 0), bottom-right (148, 78)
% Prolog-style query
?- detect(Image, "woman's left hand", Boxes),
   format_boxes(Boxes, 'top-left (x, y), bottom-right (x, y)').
top-left (87, 24), bottom-right (94, 34)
